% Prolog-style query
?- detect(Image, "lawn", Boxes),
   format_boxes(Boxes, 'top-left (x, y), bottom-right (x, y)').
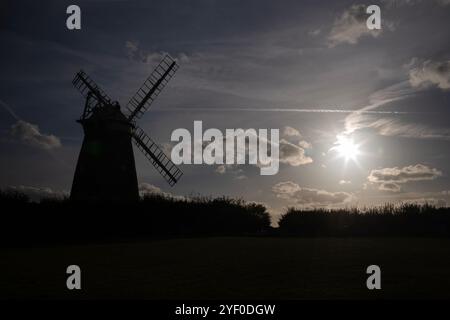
top-left (1, 237), bottom-right (449, 299)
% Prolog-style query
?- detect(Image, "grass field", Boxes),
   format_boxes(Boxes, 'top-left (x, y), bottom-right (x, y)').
top-left (1, 237), bottom-right (450, 299)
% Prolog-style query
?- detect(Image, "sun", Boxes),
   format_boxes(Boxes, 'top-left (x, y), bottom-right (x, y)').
top-left (331, 135), bottom-right (361, 162)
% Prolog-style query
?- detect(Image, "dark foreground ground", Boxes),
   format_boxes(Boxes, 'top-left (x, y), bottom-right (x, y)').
top-left (1, 237), bottom-right (450, 299)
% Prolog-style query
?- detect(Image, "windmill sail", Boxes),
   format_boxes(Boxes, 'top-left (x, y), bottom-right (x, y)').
top-left (132, 126), bottom-right (183, 186)
top-left (73, 70), bottom-right (112, 104)
top-left (73, 70), bottom-right (112, 119)
top-left (125, 55), bottom-right (179, 122)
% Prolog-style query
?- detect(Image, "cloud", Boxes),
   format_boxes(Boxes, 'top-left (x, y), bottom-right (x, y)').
top-left (220, 128), bottom-right (313, 169)
top-left (383, 0), bottom-right (417, 6)
top-left (214, 164), bottom-right (247, 180)
top-left (138, 182), bottom-right (185, 200)
top-left (10, 120), bottom-right (61, 150)
top-left (308, 28), bottom-right (321, 37)
top-left (343, 81), bottom-right (450, 141)
top-left (5, 185), bottom-right (68, 202)
top-left (353, 116), bottom-right (450, 140)
top-left (368, 164), bottom-right (442, 184)
top-left (282, 126), bottom-right (302, 138)
top-left (400, 197), bottom-right (447, 207)
top-left (395, 190), bottom-right (450, 207)
top-left (125, 40), bottom-right (139, 60)
top-left (278, 127), bottom-right (313, 166)
top-left (125, 41), bottom-right (162, 63)
top-left (361, 189), bottom-right (450, 207)
top-left (382, 0), bottom-right (450, 7)
top-left (343, 81), bottom-right (415, 136)
top-left (339, 180), bottom-right (352, 185)
top-left (327, 4), bottom-right (382, 47)
top-left (139, 183), bottom-right (163, 195)
top-left (279, 139), bottom-right (313, 166)
top-left (378, 182), bottom-right (402, 193)
top-left (215, 165), bottom-right (226, 174)
top-left (409, 60), bottom-right (450, 90)
top-left (283, 127), bottom-right (312, 146)
top-left (298, 140), bottom-right (312, 149)
top-left (124, 41), bottom-right (190, 64)
top-left (272, 181), bottom-right (353, 207)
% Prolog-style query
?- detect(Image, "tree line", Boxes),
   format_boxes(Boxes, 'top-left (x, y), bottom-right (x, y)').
top-left (1, 189), bottom-right (449, 246)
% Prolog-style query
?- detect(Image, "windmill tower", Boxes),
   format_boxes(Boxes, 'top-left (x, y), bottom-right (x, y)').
top-left (70, 55), bottom-right (183, 202)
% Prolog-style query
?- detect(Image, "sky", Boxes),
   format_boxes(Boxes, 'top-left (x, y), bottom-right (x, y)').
top-left (1, 0), bottom-right (450, 224)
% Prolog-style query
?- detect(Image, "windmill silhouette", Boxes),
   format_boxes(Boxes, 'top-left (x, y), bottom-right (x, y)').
top-left (70, 55), bottom-right (183, 202)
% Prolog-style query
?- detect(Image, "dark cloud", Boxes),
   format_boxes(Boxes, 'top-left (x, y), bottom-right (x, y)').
top-left (278, 127), bottom-right (313, 167)
top-left (279, 139), bottom-right (313, 166)
top-left (409, 60), bottom-right (450, 90)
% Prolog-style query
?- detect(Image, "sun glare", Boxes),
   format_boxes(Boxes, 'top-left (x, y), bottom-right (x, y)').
top-left (331, 135), bottom-right (361, 162)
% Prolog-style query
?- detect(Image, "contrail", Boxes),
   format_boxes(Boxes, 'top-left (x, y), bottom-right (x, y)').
top-left (152, 107), bottom-right (422, 114)
top-left (0, 99), bottom-right (20, 120)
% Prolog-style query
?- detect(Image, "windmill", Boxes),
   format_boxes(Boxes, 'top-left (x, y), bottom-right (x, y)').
top-left (70, 55), bottom-right (183, 202)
